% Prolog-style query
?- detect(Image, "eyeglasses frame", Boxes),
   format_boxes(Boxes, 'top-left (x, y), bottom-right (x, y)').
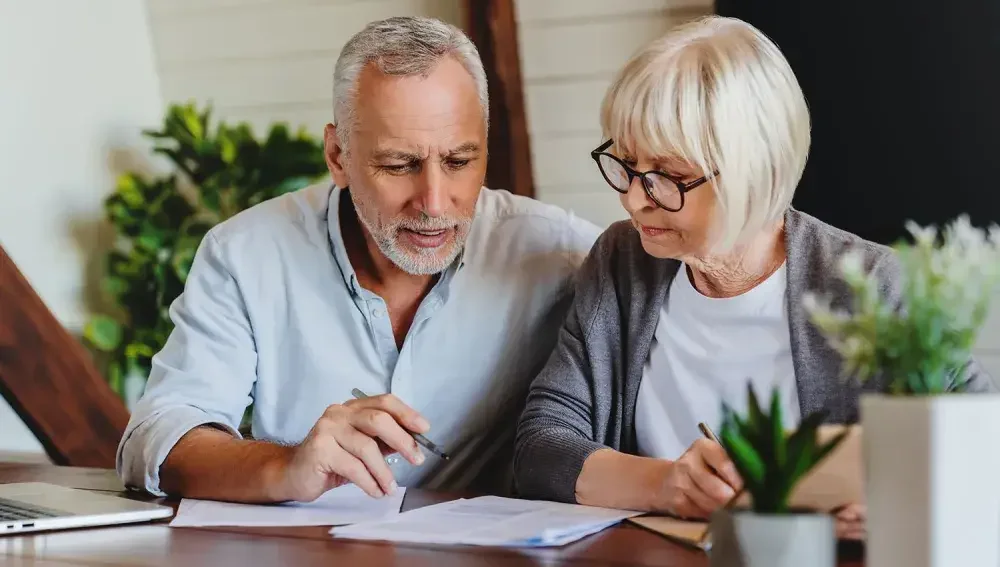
top-left (590, 139), bottom-right (718, 212)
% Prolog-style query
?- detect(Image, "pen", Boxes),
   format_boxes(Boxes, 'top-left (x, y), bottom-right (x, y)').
top-left (698, 422), bottom-right (722, 445)
top-left (351, 388), bottom-right (450, 461)
top-left (697, 422), bottom-right (743, 545)
top-left (698, 422), bottom-right (741, 498)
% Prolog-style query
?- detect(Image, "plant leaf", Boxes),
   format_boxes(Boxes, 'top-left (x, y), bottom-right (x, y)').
top-left (813, 430), bottom-right (849, 468)
top-left (771, 387), bottom-right (785, 467)
top-left (274, 175), bottom-right (313, 195)
top-left (721, 427), bottom-right (765, 486)
top-left (84, 315), bottom-right (122, 351)
top-left (107, 360), bottom-right (124, 397)
top-left (745, 382), bottom-right (765, 440)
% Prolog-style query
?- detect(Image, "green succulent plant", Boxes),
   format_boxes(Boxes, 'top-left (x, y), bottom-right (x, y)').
top-left (719, 384), bottom-right (848, 514)
top-left (83, 101), bottom-right (328, 399)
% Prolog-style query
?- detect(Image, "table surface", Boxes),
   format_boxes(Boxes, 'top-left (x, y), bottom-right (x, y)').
top-left (0, 463), bottom-right (864, 566)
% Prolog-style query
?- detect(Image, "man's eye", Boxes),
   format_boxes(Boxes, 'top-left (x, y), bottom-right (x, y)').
top-left (446, 159), bottom-right (471, 170)
top-left (381, 164), bottom-right (416, 175)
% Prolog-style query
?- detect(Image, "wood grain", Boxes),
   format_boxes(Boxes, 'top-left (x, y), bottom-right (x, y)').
top-left (0, 465), bottom-right (865, 566)
top-left (0, 245), bottom-right (129, 467)
top-left (464, 0), bottom-right (535, 198)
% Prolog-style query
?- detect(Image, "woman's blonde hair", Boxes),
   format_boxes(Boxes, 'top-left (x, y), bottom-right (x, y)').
top-left (601, 15), bottom-right (810, 253)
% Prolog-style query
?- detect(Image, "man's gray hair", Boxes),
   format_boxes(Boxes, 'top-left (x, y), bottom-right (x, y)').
top-left (333, 16), bottom-right (489, 153)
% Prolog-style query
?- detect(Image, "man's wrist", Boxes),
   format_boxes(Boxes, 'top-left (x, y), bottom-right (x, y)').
top-left (259, 442), bottom-right (296, 502)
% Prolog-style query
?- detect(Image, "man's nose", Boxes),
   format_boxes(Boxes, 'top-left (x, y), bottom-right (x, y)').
top-left (415, 166), bottom-right (447, 217)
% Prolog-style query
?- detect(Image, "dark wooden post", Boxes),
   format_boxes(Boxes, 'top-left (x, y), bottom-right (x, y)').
top-left (0, 245), bottom-right (129, 467)
top-left (464, 0), bottom-right (535, 198)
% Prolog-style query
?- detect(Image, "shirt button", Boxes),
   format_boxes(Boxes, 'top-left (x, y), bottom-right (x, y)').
top-left (372, 307), bottom-right (384, 318)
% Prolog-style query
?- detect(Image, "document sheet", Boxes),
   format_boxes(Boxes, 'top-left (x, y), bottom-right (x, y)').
top-left (330, 495), bottom-right (641, 547)
top-left (170, 484), bottom-right (406, 527)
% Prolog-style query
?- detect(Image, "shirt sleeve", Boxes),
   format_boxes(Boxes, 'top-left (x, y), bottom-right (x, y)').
top-left (116, 230), bottom-right (258, 496)
top-left (513, 226), bottom-right (615, 503)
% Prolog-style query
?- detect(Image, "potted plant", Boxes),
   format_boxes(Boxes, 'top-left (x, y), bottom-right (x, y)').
top-left (806, 215), bottom-right (1000, 567)
top-left (709, 383), bottom-right (848, 567)
top-left (82, 101), bottom-right (327, 409)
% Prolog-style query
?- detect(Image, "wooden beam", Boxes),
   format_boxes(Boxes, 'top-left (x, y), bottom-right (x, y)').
top-left (0, 245), bottom-right (129, 467)
top-left (464, 0), bottom-right (535, 198)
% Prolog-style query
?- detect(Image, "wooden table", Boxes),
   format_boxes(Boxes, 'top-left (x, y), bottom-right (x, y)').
top-left (0, 463), bottom-right (864, 566)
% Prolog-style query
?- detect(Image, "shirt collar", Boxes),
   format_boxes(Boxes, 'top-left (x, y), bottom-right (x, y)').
top-left (326, 185), bottom-right (468, 297)
top-left (327, 185), bottom-right (363, 295)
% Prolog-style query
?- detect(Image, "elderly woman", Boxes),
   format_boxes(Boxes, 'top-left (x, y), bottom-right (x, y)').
top-left (513, 15), bottom-right (994, 521)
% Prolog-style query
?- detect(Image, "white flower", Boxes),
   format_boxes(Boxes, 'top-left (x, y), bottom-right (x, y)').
top-left (906, 220), bottom-right (937, 246)
top-left (808, 214), bottom-right (1000, 394)
top-left (838, 249), bottom-right (865, 280)
top-left (801, 292), bottom-right (820, 313)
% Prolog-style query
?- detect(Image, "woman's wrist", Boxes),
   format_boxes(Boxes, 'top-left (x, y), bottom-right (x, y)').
top-left (575, 448), bottom-right (673, 512)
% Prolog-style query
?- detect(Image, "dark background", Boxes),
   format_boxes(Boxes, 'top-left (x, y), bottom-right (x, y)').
top-left (714, 0), bottom-right (1000, 245)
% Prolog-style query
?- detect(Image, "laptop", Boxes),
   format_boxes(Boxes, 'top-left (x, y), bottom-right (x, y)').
top-left (0, 482), bottom-right (173, 534)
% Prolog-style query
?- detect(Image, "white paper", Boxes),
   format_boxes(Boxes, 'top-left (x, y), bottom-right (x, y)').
top-left (330, 495), bottom-right (640, 547)
top-left (169, 484), bottom-right (406, 527)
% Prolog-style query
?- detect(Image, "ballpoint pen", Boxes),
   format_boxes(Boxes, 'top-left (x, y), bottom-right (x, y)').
top-left (351, 388), bottom-right (450, 460)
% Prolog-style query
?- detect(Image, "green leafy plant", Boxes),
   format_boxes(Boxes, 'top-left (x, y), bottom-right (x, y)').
top-left (719, 384), bottom-right (847, 514)
top-left (83, 101), bottom-right (328, 398)
top-left (805, 216), bottom-right (1000, 395)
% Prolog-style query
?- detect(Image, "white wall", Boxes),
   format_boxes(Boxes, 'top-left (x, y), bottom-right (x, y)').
top-left (144, 0), bottom-right (466, 138)
top-left (0, 1), bottom-right (164, 457)
top-left (514, 0), bottom-right (714, 228)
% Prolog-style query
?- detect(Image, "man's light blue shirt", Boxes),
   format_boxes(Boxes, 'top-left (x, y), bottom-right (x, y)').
top-left (117, 183), bottom-right (601, 496)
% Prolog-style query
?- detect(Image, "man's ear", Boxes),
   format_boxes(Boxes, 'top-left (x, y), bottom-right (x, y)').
top-left (324, 123), bottom-right (349, 189)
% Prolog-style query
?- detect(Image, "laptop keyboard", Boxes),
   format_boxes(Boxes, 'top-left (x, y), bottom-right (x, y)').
top-left (0, 498), bottom-right (60, 522)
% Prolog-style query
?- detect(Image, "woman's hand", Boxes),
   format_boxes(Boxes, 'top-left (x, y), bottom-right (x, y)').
top-left (574, 442), bottom-right (742, 517)
top-left (833, 503), bottom-right (866, 540)
top-left (657, 439), bottom-right (744, 519)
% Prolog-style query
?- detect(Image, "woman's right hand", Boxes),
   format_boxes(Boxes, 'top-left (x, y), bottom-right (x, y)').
top-left (658, 438), bottom-right (744, 519)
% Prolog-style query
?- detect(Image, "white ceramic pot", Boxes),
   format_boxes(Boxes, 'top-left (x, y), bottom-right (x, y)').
top-left (709, 509), bottom-right (835, 567)
top-left (862, 393), bottom-right (1000, 567)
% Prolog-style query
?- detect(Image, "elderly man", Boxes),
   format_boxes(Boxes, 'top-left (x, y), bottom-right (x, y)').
top-left (117, 16), bottom-right (599, 503)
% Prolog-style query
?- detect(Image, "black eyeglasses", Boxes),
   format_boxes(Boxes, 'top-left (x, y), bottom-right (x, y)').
top-left (590, 139), bottom-right (717, 212)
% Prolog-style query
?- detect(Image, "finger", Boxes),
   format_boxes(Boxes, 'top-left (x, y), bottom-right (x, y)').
top-left (687, 457), bottom-right (737, 506)
top-left (671, 492), bottom-right (709, 520)
top-left (836, 503), bottom-right (866, 522)
top-left (337, 425), bottom-right (399, 496)
top-left (347, 394), bottom-right (430, 434)
top-left (325, 441), bottom-right (384, 498)
top-left (681, 477), bottom-right (724, 517)
top-left (695, 439), bottom-right (743, 489)
top-left (836, 519), bottom-right (866, 540)
top-left (351, 408), bottom-right (425, 465)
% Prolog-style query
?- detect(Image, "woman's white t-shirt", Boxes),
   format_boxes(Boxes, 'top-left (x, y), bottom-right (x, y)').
top-left (635, 263), bottom-right (801, 460)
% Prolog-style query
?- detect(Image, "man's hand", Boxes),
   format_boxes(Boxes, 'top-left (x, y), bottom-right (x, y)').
top-left (280, 394), bottom-right (431, 501)
top-left (658, 439), bottom-right (743, 519)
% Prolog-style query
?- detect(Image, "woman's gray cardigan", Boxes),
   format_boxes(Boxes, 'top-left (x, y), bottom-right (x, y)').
top-left (513, 208), bottom-right (996, 504)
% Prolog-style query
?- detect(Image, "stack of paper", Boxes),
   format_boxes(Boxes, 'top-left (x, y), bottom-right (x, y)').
top-left (169, 484), bottom-right (406, 527)
top-left (330, 495), bottom-right (641, 547)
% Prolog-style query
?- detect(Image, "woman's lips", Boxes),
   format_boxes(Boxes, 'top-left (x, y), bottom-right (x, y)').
top-left (637, 223), bottom-right (669, 237)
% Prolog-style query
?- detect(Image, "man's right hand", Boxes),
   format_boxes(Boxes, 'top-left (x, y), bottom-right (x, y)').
top-left (279, 394), bottom-right (431, 502)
